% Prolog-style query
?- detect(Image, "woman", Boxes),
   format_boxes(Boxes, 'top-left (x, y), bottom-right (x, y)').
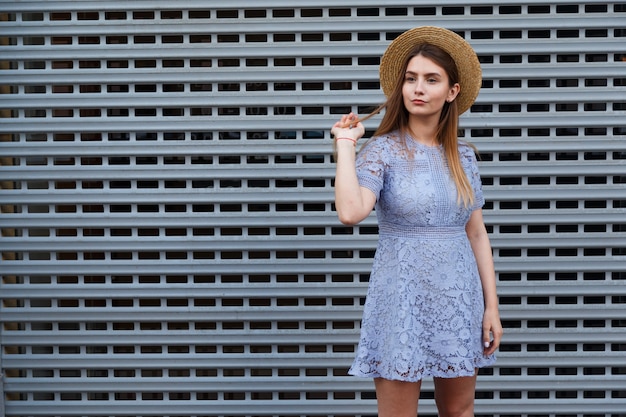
top-left (331, 27), bottom-right (503, 417)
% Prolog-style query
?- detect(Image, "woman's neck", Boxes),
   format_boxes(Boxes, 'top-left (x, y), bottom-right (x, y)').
top-left (406, 119), bottom-right (439, 147)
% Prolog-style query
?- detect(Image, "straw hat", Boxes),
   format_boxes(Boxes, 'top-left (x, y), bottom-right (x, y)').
top-left (379, 26), bottom-right (482, 115)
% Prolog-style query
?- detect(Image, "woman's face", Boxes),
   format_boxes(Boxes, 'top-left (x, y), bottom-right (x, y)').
top-left (402, 54), bottom-right (460, 119)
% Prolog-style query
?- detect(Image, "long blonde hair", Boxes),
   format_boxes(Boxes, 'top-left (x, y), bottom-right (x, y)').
top-left (355, 43), bottom-right (476, 208)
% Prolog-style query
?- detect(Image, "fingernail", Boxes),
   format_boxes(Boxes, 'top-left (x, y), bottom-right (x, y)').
top-left (484, 342), bottom-right (490, 348)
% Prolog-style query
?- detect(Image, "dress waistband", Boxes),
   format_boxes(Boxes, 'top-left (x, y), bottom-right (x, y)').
top-left (378, 223), bottom-right (465, 239)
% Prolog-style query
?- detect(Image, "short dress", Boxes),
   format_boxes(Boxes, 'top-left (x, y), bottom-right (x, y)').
top-left (348, 131), bottom-right (496, 381)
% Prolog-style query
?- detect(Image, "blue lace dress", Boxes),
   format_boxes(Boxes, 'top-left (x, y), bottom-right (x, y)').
top-left (349, 131), bottom-right (496, 381)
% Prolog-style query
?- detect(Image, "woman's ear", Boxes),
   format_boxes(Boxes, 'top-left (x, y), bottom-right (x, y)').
top-left (447, 83), bottom-right (461, 103)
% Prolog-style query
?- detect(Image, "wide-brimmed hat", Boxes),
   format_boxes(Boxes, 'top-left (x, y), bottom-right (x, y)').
top-left (379, 26), bottom-right (482, 115)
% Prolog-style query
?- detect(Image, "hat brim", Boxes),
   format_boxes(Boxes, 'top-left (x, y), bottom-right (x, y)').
top-left (379, 26), bottom-right (481, 115)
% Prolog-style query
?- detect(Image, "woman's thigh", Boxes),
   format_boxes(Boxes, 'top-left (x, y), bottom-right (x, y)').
top-left (433, 373), bottom-right (477, 417)
top-left (374, 378), bottom-right (422, 417)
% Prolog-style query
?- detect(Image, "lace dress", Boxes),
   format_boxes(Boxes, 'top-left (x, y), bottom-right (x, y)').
top-left (349, 131), bottom-right (496, 381)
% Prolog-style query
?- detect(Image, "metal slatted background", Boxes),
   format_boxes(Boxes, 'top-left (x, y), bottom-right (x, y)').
top-left (1, 1), bottom-right (625, 416)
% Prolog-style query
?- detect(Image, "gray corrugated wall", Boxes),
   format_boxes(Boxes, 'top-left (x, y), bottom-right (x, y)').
top-left (0, 1), bottom-right (625, 416)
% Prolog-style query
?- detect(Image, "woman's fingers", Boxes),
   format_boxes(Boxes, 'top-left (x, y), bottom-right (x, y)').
top-left (331, 113), bottom-right (364, 139)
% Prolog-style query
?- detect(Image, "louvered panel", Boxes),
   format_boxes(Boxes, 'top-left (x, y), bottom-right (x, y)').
top-left (1, 2), bottom-right (625, 417)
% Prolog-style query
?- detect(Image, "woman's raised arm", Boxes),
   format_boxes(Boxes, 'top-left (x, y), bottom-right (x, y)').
top-left (331, 113), bottom-right (377, 225)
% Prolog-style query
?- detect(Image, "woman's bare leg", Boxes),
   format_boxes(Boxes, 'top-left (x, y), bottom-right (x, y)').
top-left (374, 378), bottom-right (422, 417)
top-left (433, 372), bottom-right (477, 417)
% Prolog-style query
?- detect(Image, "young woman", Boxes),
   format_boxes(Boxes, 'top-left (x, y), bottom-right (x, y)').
top-left (331, 27), bottom-right (503, 417)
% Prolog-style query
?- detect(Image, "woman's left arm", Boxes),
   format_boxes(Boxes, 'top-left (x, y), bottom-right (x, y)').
top-left (466, 208), bottom-right (503, 356)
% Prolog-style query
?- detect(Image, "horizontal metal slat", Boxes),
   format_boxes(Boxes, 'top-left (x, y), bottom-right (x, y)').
top-left (4, 399), bottom-right (624, 417)
top-left (2, 326), bottom-right (624, 346)
top-left (2, 62), bottom-right (625, 88)
top-left (1, 187), bottom-right (624, 206)
top-left (0, 189), bottom-right (336, 204)
top-left (3, 184), bottom-right (626, 200)
top-left (5, 351), bottom-right (624, 369)
top-left (1, 358), bottom-right (355, 372)
top-left (0, 213), bottom-right (355, 228)
top-left (1, 257), bottom-right (624, 275)
top-left (1, 233), bottom-right (624, 252)
top-left (6, 375), bottom-right (626, 393)
top-left (501, 306), bottom-right (626, 320)
top-left (0, 307), bottom-right (364, 322)
top-left (3, 161), bottom-right (625, 181)
top-left (1, 112), bottom-right (623, 134)
top-left (3, 87), bottom-right (625, 109)
top-left (492, 234), bottom-right (626, 248)
top-left (0, 166), bottom-right (338, 180)
top-left (2, 12), bottom-right (623, 36)
top-left (480, 161), bottom-right (626, 175)
top-left (1, 327), bottom-right (624, 346)
top-left (2, 305), bottom-right (622, 323)
top-left (485, 210), bottom-right (626, 225)
top-left (2, 68), bottom-right (381, 85)
top-left (482, 186), bottom-right (626, 200)
top-left (7, 377), bottom-right (375, 393)
top-left (0, 400), bottom-right (385, 417)
top-left (2, 280), bottom-right (623, 297)
top-left (0, 142), bottom-right (333, 157)
top-left (0, 209), bottom-right (624, 229)
top-left (0, 331), bottom-right (362, 346)
top-left (2, 137), bottom-right (625, 157)
top-left (0, 189), bottom-right (622, 208)
top-left (4, 91), bottom-right (390, 109)
top-left (0, 259), bottom-right (374, 276)
top-left (2, 37), bottom-right (624, 62)
top-left (0, 283), bottom-right (368, 298)
top-left (0, 0), bottom-right (614, 12)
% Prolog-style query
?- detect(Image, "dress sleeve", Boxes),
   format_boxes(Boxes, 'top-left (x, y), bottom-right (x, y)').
top-left (461, 144), bottom-right (485, 210)
top-left (355, 138), bottom-right (387, 201)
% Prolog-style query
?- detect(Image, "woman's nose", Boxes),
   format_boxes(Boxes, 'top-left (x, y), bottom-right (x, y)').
top-left (413, 79), bottom-right (425, 93)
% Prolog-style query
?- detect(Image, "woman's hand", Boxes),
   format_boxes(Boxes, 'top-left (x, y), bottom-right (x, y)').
top-left (482, 307), bottom-right (503, 356)
top-left (331, 112), bottom-right (365, 143)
